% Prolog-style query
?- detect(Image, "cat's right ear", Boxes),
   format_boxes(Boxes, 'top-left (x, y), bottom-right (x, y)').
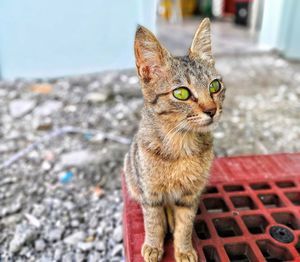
top-left (134, 25), bottom-right (170, 84)
top-left (189, 18), bottom-right (214, 64)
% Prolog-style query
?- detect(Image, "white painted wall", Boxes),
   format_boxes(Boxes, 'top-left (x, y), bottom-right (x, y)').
top-left (0, 1), bottom-right (157, 79)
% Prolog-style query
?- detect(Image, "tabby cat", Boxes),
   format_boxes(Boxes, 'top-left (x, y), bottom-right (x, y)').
top-left (124, 18), bottom-right (225, 262)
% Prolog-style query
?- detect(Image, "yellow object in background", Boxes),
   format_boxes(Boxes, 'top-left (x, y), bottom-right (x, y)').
top-left (160, 0), bottom-right (172, 20)
top-left (181, 0), bottom-right (197, 16)
top-left (159, 0), bottom-right (197, 20)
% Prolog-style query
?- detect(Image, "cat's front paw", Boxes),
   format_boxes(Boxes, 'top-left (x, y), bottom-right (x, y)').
top-left (175, 248), bottom-right (198, 262)
top-left (142, 243), bottom-right (164, 262)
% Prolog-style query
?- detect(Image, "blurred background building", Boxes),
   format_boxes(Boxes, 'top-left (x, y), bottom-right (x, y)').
top-left (0, 0), bottom-right (300, 79)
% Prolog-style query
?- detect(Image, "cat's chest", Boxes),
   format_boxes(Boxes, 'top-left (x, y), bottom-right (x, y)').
top-left (144, 153), bottom-right (212, 194)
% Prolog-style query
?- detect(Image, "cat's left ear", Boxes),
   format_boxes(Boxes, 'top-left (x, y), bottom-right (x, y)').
top-left (189, 18), bottom-right (214, 64)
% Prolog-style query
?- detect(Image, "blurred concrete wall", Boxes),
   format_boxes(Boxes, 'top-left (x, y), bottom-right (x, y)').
top-left (260, 0), bottom-right (300, 60)
top-left (0, 0), bottom-right (157, 79)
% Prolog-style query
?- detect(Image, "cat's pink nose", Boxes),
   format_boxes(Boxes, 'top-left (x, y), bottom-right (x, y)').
top-left (203, 107), bottom-right (217, 118)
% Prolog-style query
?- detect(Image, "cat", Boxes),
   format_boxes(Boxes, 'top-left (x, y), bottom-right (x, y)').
top-left (124, 18), bottom-right (225, 262)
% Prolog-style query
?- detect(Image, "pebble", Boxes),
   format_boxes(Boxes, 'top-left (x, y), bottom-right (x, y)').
top-left (95, 241), bottom-right (106, 251)
top-left (34, 100), bottom-right (63, 116)
top-left (75, 252), bottom-right (86, 262)
top-left (9, 224), bottom-right (37, 253)
top-left (77, 242), bottom-right (94, 251)
top-left (62, 252), bottom-right (74, 262)
top-left (39, 255), bottom-right (53, 262)
top-left (86, 92), bottom-right (109, 103)
top-left (71, 220), bottom-right (80, 227)
top-left (63, 231), bottom-right (86, 245)
top-left (33, 117), bottom-right (53, 130)
top-left (111, 244), bottom-right (123, 256)
top-left (31, 204), bottom-right (46, 218)
top-left (41, 161), bottom-right (52, 171)
top-left (96, 223), bottom-right (105, 236)
top-left (88, 252), bottom-right (101, 262)
top-left (34, 239), bottom-right (46, 251)
top-left (89, 216), bottom-right (99, 229)
top-left (54, 248), bottom-right (64, 261)
top-left (112, 225), bottom-right (123, 243)
top-left (46, 228), bottom-right (64, 242)
top-left (60, 150), bottom-right (98, 167)
top-left (9, 99), bottom-right (36, 118)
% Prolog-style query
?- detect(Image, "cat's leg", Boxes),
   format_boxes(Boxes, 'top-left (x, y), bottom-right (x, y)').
top-left (141, 203), bottom-right (167, 262)
top-left (165, 205), bottom-right (175, 233)
top-left (173, 199), bottom-right (198, 262)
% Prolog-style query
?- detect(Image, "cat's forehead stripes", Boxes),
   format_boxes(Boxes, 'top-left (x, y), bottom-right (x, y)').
top-left (172, 56), bottom-right (216, 92)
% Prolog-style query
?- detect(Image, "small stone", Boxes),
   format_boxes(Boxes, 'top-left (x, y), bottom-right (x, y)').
top-left (62, 252), bottom-right (74, 262)
top-left (24, 213), bottom-right (41, 228)
top-left (75, 252), bottom-right (85, 262)
top-left (86, 92), bottom-right (109, 103)
top-left (112, 225), bottom-right (123, 243)
top-left (95, 241), bottom-right (105, 251)
top-left (111, 244), bottom-right (123, 256)
top-left (85, 235), bottom-right (95, 243)
top-left (214, 132), bottom-right (225, 139)
top-left (91, 133), bottom-right (105, 143)
top-left (128, 76), bottom-right (139, 84)
top-left (34, 100), bottom-right (63, 116)
top-left (34, 239), bottom-right (46, 251)
top-left (89, 216), bottom-right (98, 229)
top-left (63, 231), bottom-right (86, 245)
top-left (39, 255), bottom-right (53, 262)
top-left (71, 220), bottom-right (80, 227)
top-left (90, 186), bottom-right (105, 198)
top-left (77, 242), bottom-right (94, 251)
top-left (46, 228), bottom-right (64, 242)
top-left (33, 117), bottom-right (53, 131)
top-left (60, 150), bottom-right (98, 167)
top-left (31, 204), bottom-right (46, 218)
top-left (41, 161), bottom-right (52, 172)
top-left (54, 248), bottom-right (63, 261)
top-left (9, 224), bottom-right (37, 253)
top-left (19, 246), bottom-right (31, 256)
top-left (96, 224), bottom-right (105, 236)
top-left (43, 151), bottom-right (55, 162)
top-left (9, 99), bottom-right (36, 118)
top-left (64, 201), bottom-right (76, 211)
top-left (111, 257), bottom-right (124, 262)
top-left (64, 105), bottom-right (77, 112)
top-left (1, 202), bottom-right (22, 217)
top-left (88, 252), bottom-right (101, 262)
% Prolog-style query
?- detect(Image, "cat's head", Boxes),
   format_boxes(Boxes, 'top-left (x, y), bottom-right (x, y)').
top-left (134, 18), bottom-right (225, 133)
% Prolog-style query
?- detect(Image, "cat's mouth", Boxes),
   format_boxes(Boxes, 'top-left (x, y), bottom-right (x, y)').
top-left (188, 118), bottom-right (214, 132)
top-left (201, 120), bottom-right (213, 126)
top-left (187, 116), bottom-right (213, 126)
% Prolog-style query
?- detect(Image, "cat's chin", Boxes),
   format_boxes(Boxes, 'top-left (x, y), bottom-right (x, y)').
top-left (190, 121), bottom-right (218, 133)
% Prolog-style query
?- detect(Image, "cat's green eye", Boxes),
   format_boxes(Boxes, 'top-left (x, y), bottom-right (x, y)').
top-left (209, 79), bottom-right (221, 94)
top-left (173, 87), bottom-right (190, 100)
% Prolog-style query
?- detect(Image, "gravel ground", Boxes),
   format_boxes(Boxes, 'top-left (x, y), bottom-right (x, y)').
top-left (0, 53), bottom-right (300, 261)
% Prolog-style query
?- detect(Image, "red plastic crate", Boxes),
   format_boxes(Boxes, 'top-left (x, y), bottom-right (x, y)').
top-left (122, 153), bottom-right (300, 261)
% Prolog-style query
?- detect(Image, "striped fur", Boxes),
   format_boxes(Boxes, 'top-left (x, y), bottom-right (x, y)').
top-left (124, 18), bottom-right (225, 262)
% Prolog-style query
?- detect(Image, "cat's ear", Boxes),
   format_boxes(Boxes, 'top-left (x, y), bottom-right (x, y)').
top-left (134, 25), bottom-right (170, 83)
top-left (189, 18), bottom-right (214, 64)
